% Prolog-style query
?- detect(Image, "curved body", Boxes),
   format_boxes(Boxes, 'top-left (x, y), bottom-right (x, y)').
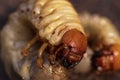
top-left (3, 0), bottom-right (87, 68)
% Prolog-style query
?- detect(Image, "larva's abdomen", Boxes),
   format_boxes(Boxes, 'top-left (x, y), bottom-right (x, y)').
top-left (32, 0), bottom-right (85, 45)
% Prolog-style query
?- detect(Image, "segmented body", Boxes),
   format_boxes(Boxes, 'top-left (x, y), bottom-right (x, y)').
top-left (80, 13), bottom-right (120, 50)
top-left (18, 0), bottom-right (85, 45)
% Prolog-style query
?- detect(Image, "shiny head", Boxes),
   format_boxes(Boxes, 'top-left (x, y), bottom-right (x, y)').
top-left (92, 44), bottom-right (120, 71)
top-left (56, 29), bottom-right (87, 68)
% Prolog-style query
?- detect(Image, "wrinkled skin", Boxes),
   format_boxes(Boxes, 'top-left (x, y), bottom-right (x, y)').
top-left (56, 29), bottom-right (87, 68)
top-left (92, 44), bottom-right (120, 71)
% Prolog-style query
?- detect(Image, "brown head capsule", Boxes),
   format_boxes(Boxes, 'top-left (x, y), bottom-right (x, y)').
top-left (56, 29), bottom-right (87, 68)
top-left (92, 44), bottom-right (120, 71)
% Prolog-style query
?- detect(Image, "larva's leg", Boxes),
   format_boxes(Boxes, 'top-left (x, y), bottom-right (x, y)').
top-left (21, 35), bottom-right (39, 57)
top-left (48, 47), bottom-right (56, 65)
top-left (49, 54), bottom-right (56, 65)
top-left (49, 46), bottom-right (63, 65)
top-left (36, 43), bottom-right (48, 68)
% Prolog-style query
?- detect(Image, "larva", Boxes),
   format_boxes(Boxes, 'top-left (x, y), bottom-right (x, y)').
top-left (80, 13), bottom-right (120, 71)
top-left (15, 0), bottom-right (87, 68)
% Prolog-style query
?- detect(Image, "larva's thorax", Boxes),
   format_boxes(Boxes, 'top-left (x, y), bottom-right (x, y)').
top-left (29, 0), bottom-right (85, 45)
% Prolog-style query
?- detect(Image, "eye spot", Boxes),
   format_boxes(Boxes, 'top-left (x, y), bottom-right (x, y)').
top-left (32, 11), bottom-right (36, 14)
top-left (21, 9), bottom-right (26, 13)
top-left (39, 15), bottom-right (43, 19)
top-left (26, 8), bottom-right (30, 12)
top-left (20, 9), bottom-right (25, 13)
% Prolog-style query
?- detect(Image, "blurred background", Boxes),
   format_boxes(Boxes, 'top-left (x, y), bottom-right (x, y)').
top-left (0, 0), bottom-right (120, 80)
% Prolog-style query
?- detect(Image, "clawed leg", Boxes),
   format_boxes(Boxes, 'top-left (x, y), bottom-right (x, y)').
top-left (49, 47), bottom-right (56, 65)
top-left (21, 35), bottom-right (39, 57)
top-left (49, 46), bottom-right (63, 65)
top-left (36, 42), bottom-right (48, 68)
top-left (49, 54), bottom-right (56, 65)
